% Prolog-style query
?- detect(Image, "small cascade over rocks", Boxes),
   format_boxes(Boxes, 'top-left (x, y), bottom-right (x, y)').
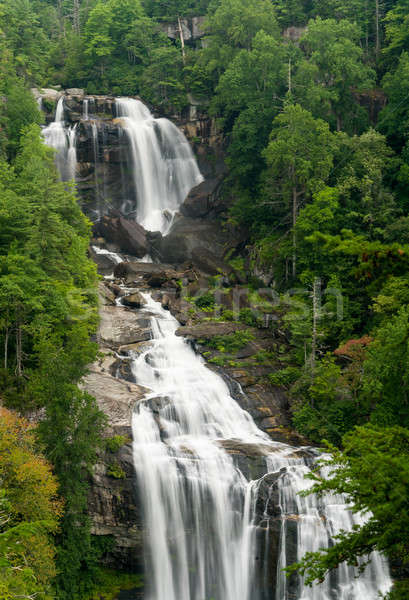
top-left (127, 293), bottom-right (392, 600)
top-left (43, 97), bottom-right (77, 181)
top-left (115, 98), bottom-right (203, 234)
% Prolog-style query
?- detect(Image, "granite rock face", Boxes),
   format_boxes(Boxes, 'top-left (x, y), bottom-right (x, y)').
top-left (81, 350), bottom-right (148, 571)
top-left (83, 261), bottom-right (308, 588)
top-left (97, 214), bottom-right (148, 258)
top-left (81, 282), bottom-right (153, 572)
top-left (36, 90), bottom-right (226, 228)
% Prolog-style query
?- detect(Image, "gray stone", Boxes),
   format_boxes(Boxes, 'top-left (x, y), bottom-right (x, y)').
top-left (118, 341), bottom-right (151, 356)
top-left (99, 305), bottom-right (151, 348)
top-left (89, 245), bottom-right (118, 274)
top-left (39, 88), bottom-right (61, 100)
top-left (114, 261), bottom-right (177, 283)
top-left (122, 292), bottom-right (146, 308)
top-left (98, 215), bottom-right (148, 258)
top-left (151, 216), bottom-right (227, 264)
top-left (99, 282), bottom-right (116, 305)
top-left (81, 358), bottom-right (147, 433)
top-left (191, 247), bottom-right (232, 276)
top-left (176, 321), bottom-right (247, 339)
top-left (180, 176), bottom-right (223, 218)
top-left (66, 88), bottom-right (85, 96)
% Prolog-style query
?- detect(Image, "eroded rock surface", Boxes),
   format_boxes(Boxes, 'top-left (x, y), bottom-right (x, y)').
top-left (82, 349), bottom-right (148, 571)
top-left (97, 214), bottom-right (148, 258)
top-left (98, 305), bottom-right (151, 348)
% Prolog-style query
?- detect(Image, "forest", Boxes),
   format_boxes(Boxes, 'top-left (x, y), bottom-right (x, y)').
top-left (1, 0), bottom-right (409, 598)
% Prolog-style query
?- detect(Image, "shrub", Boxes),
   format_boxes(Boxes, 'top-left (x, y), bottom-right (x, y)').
top-left (105, 435), bottom-right (129, 453)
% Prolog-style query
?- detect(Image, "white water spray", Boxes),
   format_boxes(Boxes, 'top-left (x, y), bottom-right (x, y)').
top-left (130, 295), bottom-right (392, 600)
top-left (43, 97), bottom-right (77, 181)
top-left (115, 98), bottom-right (203, 234)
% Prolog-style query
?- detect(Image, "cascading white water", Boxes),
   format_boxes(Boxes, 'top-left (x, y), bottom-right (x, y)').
top-left (43, 96), bottom-right (77, 181)
top-left (67, 124), bottom-right (77, 181)
top-left (90, 120), bottom-right (102, 217)
top-left (115, 98), bottom-right (203, 234)
top-left (91, 245), bottom-right (123, 265)
top-left (130, 295), bottom-right (392, 600)
top-left (267, 452), bottom-right (391, 600)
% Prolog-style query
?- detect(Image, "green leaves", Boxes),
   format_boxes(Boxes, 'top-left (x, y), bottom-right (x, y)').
top-left (294, 18), bottom-right (375, 132)
top-left (264, 103), bottom-right (335, 196)
top-left (0, 120), bottom-right (102, 598)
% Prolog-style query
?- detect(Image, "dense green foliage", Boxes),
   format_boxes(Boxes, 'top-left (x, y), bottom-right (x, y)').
top-left (0, 407), bottom-right (62, 600)
top-left (0, 42), bottom-right (105, 596)
top-left (3, 0), bottom-right (409, 595)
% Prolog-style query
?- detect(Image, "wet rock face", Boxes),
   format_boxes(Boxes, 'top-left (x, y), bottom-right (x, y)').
top-left (121, 292), bottom-right (146, 309)
top-left (37, 90), bottom-right (226, 226)
top-left (87, 449), bottom-right (144, 572)
top-left (99, 305), bottom-right (152, 348)
top-left (84, 258), bottom-right (312, 589)
top-left (180, 175), bottom-right (225, 219)
top-left (81, 349), bottom-right (148, 571)
top-left (150, 215), bottom-right (228, 264)
top-left (97, 214), bottom-right (148, 258)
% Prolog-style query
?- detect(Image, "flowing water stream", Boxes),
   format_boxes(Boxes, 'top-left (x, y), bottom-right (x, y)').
top-left (115, 98), bottom-right (203, 234)
top-left (43, 97), bottom-right (77, 181)
top-left (124, 294), bottom-right (392, 600)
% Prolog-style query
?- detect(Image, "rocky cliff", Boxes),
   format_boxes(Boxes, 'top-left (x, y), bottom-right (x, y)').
top-left (36, 89), bottom-right (225, 225)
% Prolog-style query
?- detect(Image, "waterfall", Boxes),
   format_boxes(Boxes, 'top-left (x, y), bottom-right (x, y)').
top-left (129, 294), bottom-right (392, 600)
top-left (83, 98), bottom-right (89, 120)
top-left (115, 98), bottom-right (203, 234)
top-left (90, 120), bottom-right (101, 216)
top-left (43, 96), bottom-right (77, 181)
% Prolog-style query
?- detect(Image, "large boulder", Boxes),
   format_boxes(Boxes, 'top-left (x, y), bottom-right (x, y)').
top-left (191, 247), bottom-right (232, 276)
top-left (66, 88), bottom-right (85, 96)
top-left (180, 176), bottom-right (223, 219)
top-left (114, 261), bottom-right (177, 283)
top-left (89, 245), bottom-right (119, 274)
top-left (121, 292), bottom-right (146, 308)
top-left (176, 321), bottom-right (247, 339)
top-left (97, 214), bottom-right (148, 258)
top-left (151, 216), bottom-right (227, 264)
top-left (99, 305), bottom-right (151, 348)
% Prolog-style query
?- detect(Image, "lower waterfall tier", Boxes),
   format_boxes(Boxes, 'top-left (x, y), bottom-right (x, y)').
top-left (125, 293), bottom-right (391, 600)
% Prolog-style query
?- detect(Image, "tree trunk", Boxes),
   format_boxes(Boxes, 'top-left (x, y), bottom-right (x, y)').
top-left (16, 325), bottom-right (22, 378)
top-left (73, 0), bottom-right (80, 35)
top-left (4, 327), bottom-right (8, 371)
top-left (178, 16), bottom-right (186, 65)
top-left (310, 278), bottom-right (320, 384)
top-left (336, 114), bottom-right (342, 132)
top-left (288, 57), bottom-right (292, 95)
top-left (292, 186), bottom-right (297, 278)
top-left (375, 0), bottom-right (380, 60)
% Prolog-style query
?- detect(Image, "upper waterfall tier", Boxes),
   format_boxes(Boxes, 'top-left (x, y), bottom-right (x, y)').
top-left (115, 98), bottom-right (203, 234)
top-left (42, 97), bottom-right (77, 182)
